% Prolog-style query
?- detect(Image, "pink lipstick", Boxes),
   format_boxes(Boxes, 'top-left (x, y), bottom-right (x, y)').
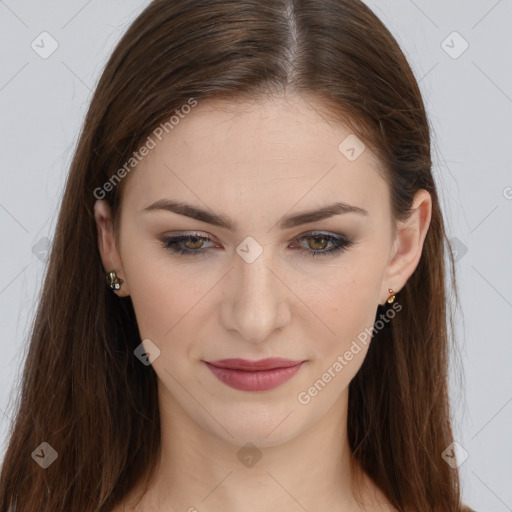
top-left (204, 357), bottom-right (305, 391)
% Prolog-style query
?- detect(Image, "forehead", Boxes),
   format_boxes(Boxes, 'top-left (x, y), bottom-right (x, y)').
top-left (122, 94), bottom-right (389, 218)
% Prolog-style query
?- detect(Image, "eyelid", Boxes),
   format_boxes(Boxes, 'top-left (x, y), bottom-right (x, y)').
top-left (161, 231), bottom-right (218, 246)
top-left (160, 229), bottom-right (348, 243)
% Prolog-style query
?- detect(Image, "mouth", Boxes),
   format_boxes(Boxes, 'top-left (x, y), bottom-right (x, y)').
top-left (203, 358), bottom-right (306, 391)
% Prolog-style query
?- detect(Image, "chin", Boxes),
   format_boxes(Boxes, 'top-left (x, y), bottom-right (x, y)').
top-left (197, 399), bottom-right (310, 448)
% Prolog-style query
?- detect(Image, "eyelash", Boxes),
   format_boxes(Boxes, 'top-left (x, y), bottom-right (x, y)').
top-left (159, 231), bottom-right (354, 258)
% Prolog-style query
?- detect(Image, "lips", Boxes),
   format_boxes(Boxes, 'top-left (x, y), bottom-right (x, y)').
top-left (207, 358), bottom-right (304, 371)
top-left (204, 358), bottom-right (306, 391)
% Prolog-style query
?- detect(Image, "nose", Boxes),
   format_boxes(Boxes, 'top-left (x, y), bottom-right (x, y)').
top-left (220, 246), bottom-right (291, 344)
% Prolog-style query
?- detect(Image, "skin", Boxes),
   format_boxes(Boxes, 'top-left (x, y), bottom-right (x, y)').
top-left (95, 93), bottom-right (432, 512)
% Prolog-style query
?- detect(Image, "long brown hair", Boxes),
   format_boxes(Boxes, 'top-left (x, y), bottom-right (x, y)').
top-left (0, 1), bottom-right (467, 510)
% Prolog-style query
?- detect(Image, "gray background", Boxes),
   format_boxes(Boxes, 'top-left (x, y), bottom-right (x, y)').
top-left (1, 1), bottom-right (511, 510)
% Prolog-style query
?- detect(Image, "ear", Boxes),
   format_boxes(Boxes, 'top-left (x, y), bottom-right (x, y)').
top-left (94, 199), bottom-right (130, 297)
top-left (379, 189), bottom-right (432, 305)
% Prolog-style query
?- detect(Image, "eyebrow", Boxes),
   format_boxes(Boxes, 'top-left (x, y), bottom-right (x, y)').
top-left (142, 199), bottom-right (368, 230)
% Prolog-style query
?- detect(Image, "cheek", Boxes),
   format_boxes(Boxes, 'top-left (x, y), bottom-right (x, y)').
top-left (297, 280), bottom-right (378, 405)
top-left (120, 242), bottom-right (206, 343)
top-left (309, 261), bottom-right (383, 357)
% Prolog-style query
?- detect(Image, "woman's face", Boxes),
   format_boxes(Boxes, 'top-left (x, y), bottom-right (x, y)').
top-left (95, 94), bottom-right (429, 447)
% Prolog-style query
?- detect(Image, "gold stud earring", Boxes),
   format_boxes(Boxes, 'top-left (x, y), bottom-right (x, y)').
top-left (386, 288), bottom-right (396, 304)
top-left (106, 270), bottom-right (123, 291)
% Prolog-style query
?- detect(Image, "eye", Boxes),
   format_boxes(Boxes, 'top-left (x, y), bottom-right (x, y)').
top-left (159, 231), bottom-right (354, 258)
top-left (290, 231), bottom-right (354, 258)
top-left (159, 232), bottom-right (216, 256)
